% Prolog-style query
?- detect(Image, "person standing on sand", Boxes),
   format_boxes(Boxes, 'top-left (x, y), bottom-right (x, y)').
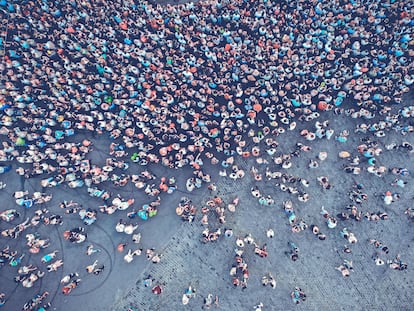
top-left (62, 277), bottom-right (81, 295)
top-left (286, 242), bottom-right (300, 261)
top-left (203, 294), bottom-right (218, 309)
top-left (291, 287), bottom-right (306, 304)
top-left (335, 260), bottom-right (353, 277)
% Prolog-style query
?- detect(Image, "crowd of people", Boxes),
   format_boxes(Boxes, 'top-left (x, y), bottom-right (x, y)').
top-left (0, 0), bottom-right (413, 309)
top-left (0, 0), bottom-right (413, 180)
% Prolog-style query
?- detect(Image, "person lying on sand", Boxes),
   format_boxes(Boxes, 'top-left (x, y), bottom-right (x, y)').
top-left (335, 260), bottom-right (353, 277)
top-left (261, 273), bottom-right (276, 288)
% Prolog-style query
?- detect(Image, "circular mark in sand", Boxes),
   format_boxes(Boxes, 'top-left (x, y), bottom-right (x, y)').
top-left (94, 223), bottom-right (117, 255)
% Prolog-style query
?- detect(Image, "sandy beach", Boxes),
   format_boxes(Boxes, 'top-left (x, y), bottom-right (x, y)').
top-left (0, 0), bottom-right (413, 310)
